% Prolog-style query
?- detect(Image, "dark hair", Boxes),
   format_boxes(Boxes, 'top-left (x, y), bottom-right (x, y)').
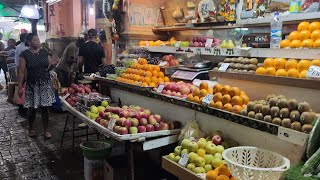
top-left (99, 29), bottom-right (107, 41)
top-left (8, 38), bottom-right (16, 45)
top-left (88, 28), bottom-right (97, 38)
top-left (76, 37), bottom-right (85, 47)
top-left (20, 33), bottom-right (28, 42)
top-left (25, 33), bottom-right (38, 47)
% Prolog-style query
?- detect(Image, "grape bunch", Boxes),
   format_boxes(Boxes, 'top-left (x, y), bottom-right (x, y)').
top-left (122, 59), bottom-right (137, 68)
top-left (147, 57), bottom-right (160, 65)
top-left (128, 47), bottom-right (150, 58)
top-left (98, 64), bottom-right (116, 77)
top-left (115, 67), bottom-right (127, 77)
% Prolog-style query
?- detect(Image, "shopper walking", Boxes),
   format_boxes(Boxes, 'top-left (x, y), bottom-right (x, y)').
top-left (78, 29), bottom-right (107, 74)
top-left (3, 39), bottom-right (17, 82)
top-left (18, 33), bottom-right (56, 138)
top-left (0, 32), bottom-right (7, 90)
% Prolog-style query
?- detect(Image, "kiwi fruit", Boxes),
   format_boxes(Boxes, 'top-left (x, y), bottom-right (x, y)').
top-left (218, 62), bottom-right (223, 67)
top-left (249, 58), bottom-right (259, 65)
top-left (239, 64), bottom-right (244, 69)
top-left (258, 100), bottom-right (268, 105)
top-left (224, 58), bottom-right (231, 63)
top-left (235, 63), bottom-right (242, 69)
top-left (235, 58), bottom-right (241, 63)
top-left (254, 104), bottom-right (263, 113)
top-left (272, 117), bottom-right (282, 125)
top-left (230, 58), bottom-right (236, 63)
top-left (255, 113), bottom-right (264, 120)
top-left (290, 110), bottom-right (301, 121)
top-left (264, 115), bottom-right (273, 123)
top-left (288, 99), bottom-right (298, 111)
top-left (257, 63), bottom-right (263, 67)
top-left (240, 109), bottom-right (248, 116)
top-left (281, 118), bottom-right (292, 128)
top-left (266, 94), bottom-right (277, 101)
top-left (229, 63), bottom-right (235, 68)
top-left (298, 102), bottom-right (311, 113)
top-left (226, 69), bottom-right (233, 73)
top-left (237, 57), bottom-right (244, 61)
top-left (248, 64), bottom-right (257, 71)
top-left (247, 102), bottom-right (255, 111)
top-left (233, 69), bottom-right (239, 73)
top-left (243, 64), bottom-right (249, 70)
top-left (248, 70), bottom-right (255, 74)
top-left (277, 99), bottom-right (288, 109)
top-left (280, 108), bottom-right (290, 118)
top-left (248, 111), bottom-right (256, 118)
top-left (243, 58), bottom-right (250, 64)
top-left (261, 105), bottom-right (270, 115)
top-left (268, 97), bottom-right (278, 107)
top-left (270, 106), bottom-right (280, 118)
top-left (302, 124), bottom-right (313, 134)
top-left (291, 121), bottom-right (302, 131)
top-left (277, 95), bottom-right (286, 99)
top-left (300, 112), bottom-right (316, 124)
top-left (242, 69), bottom-right (248, 73)
top-left (213, 67), bottom-right (219, 71)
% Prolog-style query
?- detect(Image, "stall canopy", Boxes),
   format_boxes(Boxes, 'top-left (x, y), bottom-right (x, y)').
top-left (0, 0), bottom-right (43, 18)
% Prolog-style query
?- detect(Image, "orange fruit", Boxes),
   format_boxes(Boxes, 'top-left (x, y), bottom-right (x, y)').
top-left (299, 30), bottom-right (311, 41)
top-left (263, 58), bottom-right (274, 68)
top-left (153, 65), bottom-right (161, 71)
top-left (290, 40), bottom-right (302, 48)
top-left (151, 76), bottom-right (158, 84)
top-left (285, 59), bottom-right (298, 70)
top-left (213, 101), bottom-right (223, 109)
top-left (313, 39), bottom-right (320, 48)
top-left (158, 71), bottom-right (165, 78)
top-left (141, 82), bottom-right (148, 87)
top-left (139, 41), bottom-right (146, 46)
top-left (144, 77), bottom-right (151, 84)
top-left (187, 94), bottom-right (194, 101)
top-left (149, 82), bottom-right (156, 87)
top-left (157, 77), bottom-right (164, 83)
top-left (208, 88), bottom-right (214, 94)
top-left (213, 84), bottom-right (223, 93)
top-left (152, 70), bottom-right (158, 77)
top-left (311, 30), bottom-right (320, 41)
top-left (216, 175), bottom-right (230, 180)
top-left (193, 88), bottom-right (200, 96)
top-left (218, 164), bottom-right (232, 177)
top-left (231, 96), bottom-right (243, 106)
top-left (240, 91), bottom-right (247, 96)
top-left (311, 59), bottom-right (320, 66)
top-left (231, 105), bottom-right (243, 114)
top-left (136, 64), bottom-right (142, 70)
top-left (139, 58), bottom-right (148, 65)
top-left (199, 89), bottom-right (208, 97)
top-left (193, 96), bottom-right (200, 104)
top-left (299, 70), bottom-right (308, 78)
top-left (274, 58), bottom-right (286, 70)
top-left (221, 85), bottom-right (232, 95)
top-left (200, 81), bottom-right (209, 90)
top-left (309, 22), bottom-right (320, 32)
top-left (223, 103), bottom-right (233, 111)
top-left (213, 92), bottom-right (223, 102)
top-left (144, 71), bottom-right (152, 77)
top-left (241, 94), bottom-right (250, 104)
top-left (132, 64), bottom-right (138, 69)
top-left (287, 68), bottom-right (300, 78)
top-left (163, 76), bottom-right (170, 82)
top-left (265, 67), bottom-right (276, 76)
top-left (206, 170), bottom-right (219, 180)
top-left (222, 94), bottom-right (231, 104)
top-left (146, 65), bottom-right (153, 72)
top-left (301, 39), bottom-right (314, 48)
top-left (298, 22), bottom-right (310, 32)
top-left (242, 104), bottom-right (247, 109)
top-left (230, 87), bottom-right (241, 97)
top-left (275, 69), bottom-right (287, 76)
top-left (280, 39), bottom-right (290, 48)
top-left (288, 31), bottom-right (300, 41)
top-left (209, 100), bottom-right (215, 107)
top-left (256, 67), bottom-right (266, 75)
top-left (297, 60), bottom-right (312, 71)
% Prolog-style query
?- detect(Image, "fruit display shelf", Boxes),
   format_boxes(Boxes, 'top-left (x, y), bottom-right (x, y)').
top-left (59, 97), bottom-right (181, 142)
top-left (209, 71), bottom-right (320, 90)
top-left (162, 156), bottom-right (205, 180)
top-left (97, 77), bottom-right (309, 146)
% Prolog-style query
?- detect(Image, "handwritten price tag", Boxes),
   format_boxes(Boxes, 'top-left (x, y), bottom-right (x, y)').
top-left (157, 84), bottom-right (165, 93)
top-left (307, 65), bottom-right (320, 79)
top-left (63, 93), bottom-right (70, 100)
top-left (202, 94), bottom-right (214, 106)
top-left (175, 41), bottom-right (181, 48)
top-left (178, 153), bottom-right (189, 166)
top-left (213, 48), bottom-right (221, 56)
top-left (197, 173), bottom-right (206, 178)
top-left (205, 38), bottom-right (213, 47)
top-left (159, 61), bottom-right (167, 67)
top-left (218, 63), bottom-right (230, 71)
top-left (195, 48), bottom-right (201, 55)
top-left (108, 119), bottom-right (116, 130)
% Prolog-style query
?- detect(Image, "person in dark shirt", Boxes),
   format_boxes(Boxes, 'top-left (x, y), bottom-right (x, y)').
top-left (78, 29), bottom-right (107, 74)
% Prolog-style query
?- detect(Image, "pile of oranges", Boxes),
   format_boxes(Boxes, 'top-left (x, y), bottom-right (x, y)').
top-left (256, 58), bottom-right (320, 78)
top-left (117, 59), bottom-right (170, 87)
top-left (186, 82), bottom-right (250, 114)
top-left (139, 37), bottom-right (177, 47)
top-left (280, 21), bottom-right (320, 48)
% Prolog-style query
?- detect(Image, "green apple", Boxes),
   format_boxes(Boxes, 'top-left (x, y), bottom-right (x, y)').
top-left (206, 141), bottom-right (213, 146)
top-left (188, 152), bottom-right (198, 163)
top-left (205, 144), bottom-right (216, 155)
top-left (86, 111), bottom-right (91, 117)
top-left (197, 138), bottom-right (207, 149)
top-left (195, 156), bottom-right (205, 167)
top-left (174, 155), bottom-right (181, 162)
top-left (188, 142), bottom-right (199, 153)
top-left (194, 167), bottom-right (205, 174)
top-left (168, 153), bottom-right (175, 161)
top-left (90, 113), bottom-right (98, 120)
top-left (181, 139), bottom-right (191, 149)
top-left (215, 145), bottom-right (225, 154)
top-left (101, 100), bottom-right (109, 107)
top-left (90, 105), bottom-right (99, 114)
top-left (187, 163), bottom-right (196, 171)
top-left (98, 106), bottom-right (106, 112)
top-left (203, 154), bottom-right (214, 164)
top-left (174, 146), bottom-right (181, 156)
top-left (204, 164), bottom-right (213, 172)
top-left (181, 149), bottom-right (189, 155)
top-left (214, 153), bottom-right (223, 160)
top-left (212, 157), bottom-right (224, 168)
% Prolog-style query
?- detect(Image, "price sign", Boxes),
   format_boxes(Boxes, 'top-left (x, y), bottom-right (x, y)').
top-left (213, 48), bottom-right (221, 56)
top-left (157, 84), bottom-right (165, 93)
top-left (204, 47), bottom-right (212, 54)
top-left (62, 93), bottom-right (70, 100)
top-left (202, 94), bottom-right (214, 106)
top-left (108, 119), bottom-right (116, 130)
top-left (226, 48), bottom-right (235, 55)
top-left (159, 61), bottom-right (167, 67)
top-left (307, 65), bottom-right (320, 79)
top-left (205, 38), bottom-right (213, 47)
top-left (195, 48), bottom-right (201, 55)
top-left (175, 41), bottom-right (181, 48)
top-left (218, 63), bottom-right (230, 71)
top-left (178, 153), bottom-right (189, 166)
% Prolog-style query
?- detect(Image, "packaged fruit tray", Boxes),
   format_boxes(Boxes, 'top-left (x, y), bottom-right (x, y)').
top-left (60, 97), bottom-right (181, 141)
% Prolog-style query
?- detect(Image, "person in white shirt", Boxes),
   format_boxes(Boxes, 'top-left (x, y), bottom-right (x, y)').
top-left (15, 33), bottom-right (28, 69)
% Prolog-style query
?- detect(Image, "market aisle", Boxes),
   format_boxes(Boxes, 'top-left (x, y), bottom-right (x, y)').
top-left (0, 89), bottom-right (85, 180)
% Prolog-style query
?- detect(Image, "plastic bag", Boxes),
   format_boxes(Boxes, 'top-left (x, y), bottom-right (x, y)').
top-left (178, 120), bottom-right (205, 143)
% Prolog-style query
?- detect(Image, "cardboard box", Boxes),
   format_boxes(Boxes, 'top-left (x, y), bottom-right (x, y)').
top-left (105, 156), bottom-right (128, 180)
top-left (84, 157), bottom-right (105, 180)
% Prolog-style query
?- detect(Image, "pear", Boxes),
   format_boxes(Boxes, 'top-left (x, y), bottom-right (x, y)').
top-left (226, 40), bottom-right (235, 48)
top-left (220, 40), bottom-right (227, 48)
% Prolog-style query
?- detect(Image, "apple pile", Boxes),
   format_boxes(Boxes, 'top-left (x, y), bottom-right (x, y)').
top-left (190, 36), bottom-right (222, 47)
top-left (157, 81), bottom-right (196, 99)
top-left (161, 55), bottom-right (180, 67)
top-left (62, 83), bottom-right (96, 107)
top-left (85, 101), bottom-right (109, 120)
top-left (167, 131), bottom-right (238, 174)
top-left (92, 105), bottom-right (181, 135)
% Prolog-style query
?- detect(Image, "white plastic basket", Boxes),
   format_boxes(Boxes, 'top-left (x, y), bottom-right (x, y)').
top-left (222, 146), bottom-right (290, 180)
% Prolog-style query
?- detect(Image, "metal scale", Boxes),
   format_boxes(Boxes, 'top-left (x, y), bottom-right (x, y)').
top-left (171, 61), bottom-right (213, 82)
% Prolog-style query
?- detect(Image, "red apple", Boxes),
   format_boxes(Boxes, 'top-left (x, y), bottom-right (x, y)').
top-left (117, 117), bottom-right (126, 126)
top-left (139, 118), bottom-right (148, 126)
top-left (144, 109), bottom-right (151, 116)
top-left (162, 90), bottom-right (167, 94)
top-left (138, 126), bottom-right (146, 133)
top-left (130, 118), bottom-right (139, 127)
top-left (122, 119), bottom-right (132, 128)
top-left (118, 127), bottom-right (128, 135)
top-left (154, 123), bottom-right (160, 131)
top-left (99, 110), bottom-right (105, 118)
top-left (113, 125), bottom-right (121, 133)
top-left (146, 124), bottom-right (154, 132)
top-left (154, 114), bottom-right (161, 122)
top-left (68, 87), bottom-right (75, 94)
top-left (103, 112), bottom-right (111, 120)
top-left (159, 122), bottom-right (169, 130)
top-left (120, 110), bottom-right (130, 118)
top-left (212, 135), bottom-right (222, 145)
top-left (95, 117), bottom-right (102, 124)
